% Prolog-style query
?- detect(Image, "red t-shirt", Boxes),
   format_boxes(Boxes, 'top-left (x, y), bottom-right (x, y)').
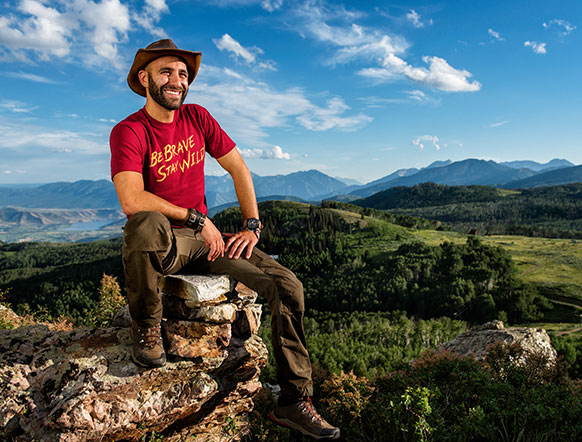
top-left (110, 104), bottom-right (235, 214)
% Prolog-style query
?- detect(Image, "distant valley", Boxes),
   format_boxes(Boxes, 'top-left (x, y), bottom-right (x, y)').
top-left (0, 157), bottom-right (578, 242)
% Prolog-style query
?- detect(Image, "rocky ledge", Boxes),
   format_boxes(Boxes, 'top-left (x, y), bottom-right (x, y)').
top-left (0, 274), bottom-right (267, 442)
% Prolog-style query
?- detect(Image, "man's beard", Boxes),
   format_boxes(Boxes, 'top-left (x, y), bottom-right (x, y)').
top-left (147, 73), bottom-right (188, 111)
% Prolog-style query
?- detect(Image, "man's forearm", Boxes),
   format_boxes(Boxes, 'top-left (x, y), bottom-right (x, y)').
top-left (123, 189), bottom-right (189, 222)
top-left (113, 172), bottom-right (189, 222)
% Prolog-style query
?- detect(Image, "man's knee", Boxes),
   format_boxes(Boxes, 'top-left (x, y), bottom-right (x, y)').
top-left (277, 269), bottom-right (305, 313)
top-left (124, 211), bottom-right (172, 252)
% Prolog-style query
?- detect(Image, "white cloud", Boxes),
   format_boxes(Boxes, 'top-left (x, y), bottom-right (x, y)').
top-left (360, 55), bottom-right (481, 92)
top-left (0, 100), bottom-right (38, 113)
top-left (296, 97), bottom-right (372, 131)
top-left (404, 90), bottom-right (428, 102)
top-left (202, 0), bottom-right (283, 12)
top-left (488, 28), bottom-right (504, 41)
top-left (72, 0), bottom-right (131, 69)
top-left (488, 120), bottom-right (509, 128)
top-left (214, 33), bottom-right (277, 70)
top-left (136, 0), bottom-right (169, 38)
top-left (360, 90), bottom-right (435, 107)
top-left (261, 0), bottom-right (283, 12)
top-left (412, 135), bottom-right (442, 150)
top-left (0, 0), bottom-right (167, 69)
top-left (214, 33), bottom-right (259, 64)
top-left (238, 145), bottom-right (290, 159)
top-left (290, 2), bottom-right (479, 93)
top-left (0, 121), bottom-right (108, 154)
top-left (190, 65), bottom-right (372, 145)
top-left (3, 71), bottom-right (58, 84)
top-left (0, 0), bottom-right (73, 58)
top-left (543, 19), bottom-right (576, 36)
top-left (292, 4), bottom-right (408, 66)
top-left (524, 40), bottom-right (547, 54)
top-left (406, 9), bottom-right (432, 28)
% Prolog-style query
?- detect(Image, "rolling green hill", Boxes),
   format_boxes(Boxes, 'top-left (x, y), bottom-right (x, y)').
top-left (354, 182), bottom-right (582, 238)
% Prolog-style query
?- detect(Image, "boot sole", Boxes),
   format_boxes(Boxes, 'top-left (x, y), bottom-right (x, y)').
top-left (131, 348), bottom-right (166, 368)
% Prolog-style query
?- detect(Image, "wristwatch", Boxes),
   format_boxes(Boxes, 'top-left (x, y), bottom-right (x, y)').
top-left (243, 217), bottom-right (262, 240)
top-left (184, 208), bottom-right (206, 233)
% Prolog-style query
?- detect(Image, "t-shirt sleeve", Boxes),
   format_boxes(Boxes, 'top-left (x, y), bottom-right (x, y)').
top-left (195, 106), bottom-right (236, 159)
top-left (109, 123), bottom-right (144, 180)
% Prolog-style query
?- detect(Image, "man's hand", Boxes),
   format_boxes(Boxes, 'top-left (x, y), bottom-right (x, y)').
top-left (200, 218), bottom-right (225, 261)
top-left (225, 229), bottom-right (258, 260)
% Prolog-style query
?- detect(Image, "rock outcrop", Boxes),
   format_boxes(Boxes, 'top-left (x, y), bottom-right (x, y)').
top-left (440, 320), bottom-right (557, 364)
top-left (0, 275), bottom-right (267, 442)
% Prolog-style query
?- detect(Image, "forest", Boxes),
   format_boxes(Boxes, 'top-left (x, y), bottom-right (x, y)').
top-left (2, 196), bottom-right (582, 440)
top-left (353, 182), bottom-right (582, 238)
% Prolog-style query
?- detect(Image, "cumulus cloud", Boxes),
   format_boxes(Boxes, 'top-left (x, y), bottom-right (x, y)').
top-left (524, 40), bottom-right (547, 54)
top-left (360, 55), bottom-right (481, 92)
top-left (73, 0), bottom-right (131, 69)
top-left (543, 19), bottom-right (576, 36)
top-left (214, 34), bottom-right (258, 64)
top-left (289, 2), bottom-right (479, 93)
top-left (412, 135), bottom-right (443, 150)
top-left (136, 0), bottom-right (169, 38)
top-left (238, 145), bottom-right (290, 159)
top-left (190, 65), bottom-right (372, 145)
top-left (0, 0), bottom-right (168, 68)
top-left (214, 33), bottom-right (277, 70)
top-left (0, 0), bottom-right (73, 58)
top-left (406, 9), bottom-right (432, 28)
top-left (488, 28), bottom-right (504, 41)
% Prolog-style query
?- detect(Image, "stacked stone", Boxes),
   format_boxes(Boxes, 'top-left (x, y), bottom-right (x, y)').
top-left (0, 274), bottom-right (267, 442)
top-left (160, 274), bottom-right (262, 363)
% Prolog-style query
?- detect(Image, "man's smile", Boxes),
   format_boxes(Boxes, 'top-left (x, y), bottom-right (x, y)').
top-left (163, 88), bottom-right (183, 98)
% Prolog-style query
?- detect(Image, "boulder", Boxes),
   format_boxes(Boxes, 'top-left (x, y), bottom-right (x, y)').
top-left (0, 275), bottom-right (266, 442)
top-left (440, 320), bottom-right (557, 364)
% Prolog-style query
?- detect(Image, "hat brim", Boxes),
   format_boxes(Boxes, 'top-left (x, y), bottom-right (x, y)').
top-left (127, 48), bottom-right (201, 97)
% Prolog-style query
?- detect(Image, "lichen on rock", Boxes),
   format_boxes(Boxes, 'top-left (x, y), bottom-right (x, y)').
top-left (0, 276), bottom-right (267, 442)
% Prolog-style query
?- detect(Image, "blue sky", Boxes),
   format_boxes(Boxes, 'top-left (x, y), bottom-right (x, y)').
top-left (0, 0), bottom-right (580, 184)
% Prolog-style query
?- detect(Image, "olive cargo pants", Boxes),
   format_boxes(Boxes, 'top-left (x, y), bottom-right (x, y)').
top-left (122, 211), bottom-right (313, 397)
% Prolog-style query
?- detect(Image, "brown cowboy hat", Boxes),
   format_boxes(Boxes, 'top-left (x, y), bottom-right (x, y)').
top-left (127, 39), bottom-right (201, 97)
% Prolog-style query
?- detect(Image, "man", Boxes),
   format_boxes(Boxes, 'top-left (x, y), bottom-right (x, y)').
top-left (109, 39), bottom-right (340, 440)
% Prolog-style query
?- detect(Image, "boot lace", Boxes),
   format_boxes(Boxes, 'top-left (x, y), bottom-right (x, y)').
top-left (298, 397), bottom-right (324, 424)
top-left (137, 325), bottom-right (162, 349)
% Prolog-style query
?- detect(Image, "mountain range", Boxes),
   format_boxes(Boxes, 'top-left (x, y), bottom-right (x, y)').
top-left (0, 158), bottom-right (577, 212)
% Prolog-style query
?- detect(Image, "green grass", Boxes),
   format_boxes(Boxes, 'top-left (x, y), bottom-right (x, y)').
top-left (403, 230), bottom-right (582, 300)
top-left (497, 188), bottom-right (521, 197)
top-left (394, 227), bottom-right (582, 330)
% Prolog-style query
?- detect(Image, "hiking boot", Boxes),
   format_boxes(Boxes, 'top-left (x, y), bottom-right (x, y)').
top-left (269, 397), bottom-right (340, 440)
top-left (130, 322), bottom-right (166, 368)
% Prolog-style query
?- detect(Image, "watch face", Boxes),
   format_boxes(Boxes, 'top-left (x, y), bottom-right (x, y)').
top-left (246, 218), bottom-right (260, 230)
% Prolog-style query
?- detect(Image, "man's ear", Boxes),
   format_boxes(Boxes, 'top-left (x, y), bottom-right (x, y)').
top-left (138, 70), bottom-right (148, 88)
